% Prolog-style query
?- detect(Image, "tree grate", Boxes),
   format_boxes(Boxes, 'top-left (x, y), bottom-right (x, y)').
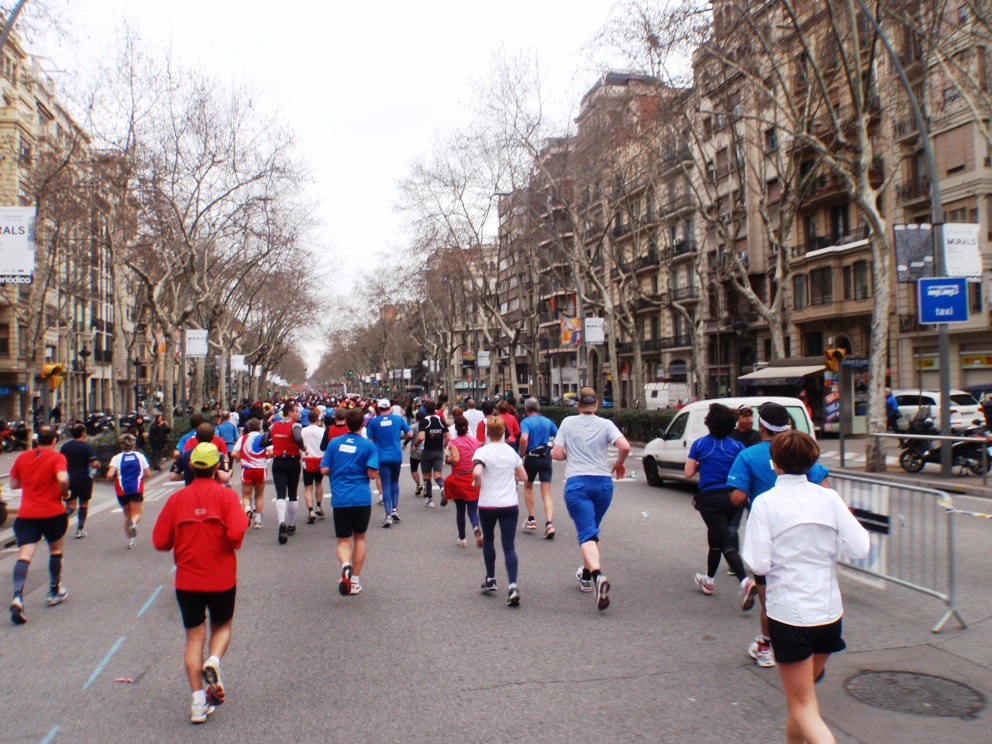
top-left (845, 670), bottom-right (986, 719)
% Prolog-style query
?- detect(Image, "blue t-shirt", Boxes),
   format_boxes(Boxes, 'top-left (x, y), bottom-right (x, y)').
top-left (176, 429), bottom-right (196, 452)
top-left (687, 434), bottom-right (745, 493)
top-left (520, 414), bottom-right (558, 454)
top-left (321, 432), bottom-right (379, 508)
top-left (216, 421), bottom-right (238, 447)
top-left (299, 408), bottom-right (310, 427)
top-left (365, 413), bottom-right (411, 463)
top-left (726, 440), bottom-right (829, 504)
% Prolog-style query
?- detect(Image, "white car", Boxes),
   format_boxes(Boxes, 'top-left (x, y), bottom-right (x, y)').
top-left (641, 396), bottom-right (816, 487)
top-left (892, 389), bottom-right (982, 433)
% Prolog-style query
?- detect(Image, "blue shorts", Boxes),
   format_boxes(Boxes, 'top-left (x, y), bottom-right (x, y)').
top-left (563, 475), bottom-right (613, 544)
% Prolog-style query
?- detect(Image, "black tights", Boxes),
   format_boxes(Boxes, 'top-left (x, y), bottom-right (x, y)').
top-left (696, 490), bottom-right (747, 579)
top-left (479, 506), bottom-right (518, 585)
top-left (272, 458), bottom-right (301, 502)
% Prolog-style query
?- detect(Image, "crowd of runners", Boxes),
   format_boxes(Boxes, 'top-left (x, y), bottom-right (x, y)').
top-left (7, 388), bottom-right (867, 742)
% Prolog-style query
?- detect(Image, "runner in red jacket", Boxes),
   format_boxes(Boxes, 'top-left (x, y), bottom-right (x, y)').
top-left (153, 443), bottom-right (249, 724)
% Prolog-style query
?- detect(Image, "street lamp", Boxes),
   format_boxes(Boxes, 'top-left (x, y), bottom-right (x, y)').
top-left (78, 344), bottom-right (91, 422)
top-left (733, 315), bottom-right (746, 395)
top-left (133, 357), bottom-right (141, 412)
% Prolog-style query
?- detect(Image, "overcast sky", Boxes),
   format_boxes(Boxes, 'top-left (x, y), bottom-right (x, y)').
top-left (44, 0), bottom-right (626, 367)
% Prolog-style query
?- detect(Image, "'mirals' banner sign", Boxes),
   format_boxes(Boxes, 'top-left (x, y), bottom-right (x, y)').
top-left (0, 207), bottom-right (36, 284)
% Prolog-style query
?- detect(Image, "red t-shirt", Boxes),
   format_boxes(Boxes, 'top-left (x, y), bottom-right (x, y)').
top-left (10, 448), bottom-right (67, 519)
top-left (183, 435), bottom-right (229, 454)
top-left (152, 478), bottom-right (248, 592)
top-left (500, 413), bottom-right (521, 444)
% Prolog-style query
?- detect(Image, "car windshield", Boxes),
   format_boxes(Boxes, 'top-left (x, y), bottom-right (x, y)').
top-left (950, 393), bottom-right (979, 406)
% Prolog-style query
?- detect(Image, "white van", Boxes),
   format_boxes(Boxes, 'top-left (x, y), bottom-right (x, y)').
top-left (644, 382), bottom-right (691, 410)
top-left (641, 396), bottom-right (816, 487)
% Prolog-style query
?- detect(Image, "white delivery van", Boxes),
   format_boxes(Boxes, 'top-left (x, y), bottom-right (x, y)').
top-left (641, 396), bottom-right (816, 487)
top-left (644, 382), bottom-right (691, 410)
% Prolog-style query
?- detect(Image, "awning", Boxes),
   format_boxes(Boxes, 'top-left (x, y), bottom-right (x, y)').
top-left (737, 364), bottom-right (824, 386)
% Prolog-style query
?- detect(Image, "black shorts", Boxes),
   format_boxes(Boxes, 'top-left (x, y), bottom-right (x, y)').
top-left (333, 505), bottom-right (371, 539)
top-left (175, 586), bottom-right (237, 629)
top-left (116, 493), bottom-right (144, 507)
top-left (13, 513), bottom-right (69, 546)
top-left (68, 480), bottom-right (94, 502)
top-left (523, 454), bottom-right (553, 483)
top-left (302, 469), bottom-right (324, 487)
top-left (420, 450), bottom-right (444, 475)
top-left (768, 617), bottom-right (846, 664)
top-left (410, 457), bottom-right (421, 475)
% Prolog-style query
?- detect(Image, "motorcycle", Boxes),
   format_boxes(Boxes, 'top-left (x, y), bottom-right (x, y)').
top-left (0, 421), bottom-right (30, 452)
top-left (84, 412), bottom-right (116, 437)
top-left (899, 416), bottom-right (992, 475)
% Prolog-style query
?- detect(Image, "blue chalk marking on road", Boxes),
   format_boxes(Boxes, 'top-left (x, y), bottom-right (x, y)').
top-left (84, 636), bottom-right (125, 689)
top-left (138, 585), bottom-right (163, 617)
top-left (40, 725), bottom-right (59, 744)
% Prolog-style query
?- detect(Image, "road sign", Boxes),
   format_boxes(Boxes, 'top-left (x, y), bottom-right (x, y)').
top-left (918, 277), bottom-right (969, 324)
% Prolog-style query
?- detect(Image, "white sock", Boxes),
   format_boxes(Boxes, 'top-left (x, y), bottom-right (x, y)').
top-left (287, 500), bottom-right (299, 526)
top-left (207, 654), bottom-right (220, 669)
top-left (352, 574), bottom-right (360, 584)
top-left (254, 513), bottom-right (262, 524)
top-left (192, 689), bottom-right (207, 705)
top-left (275, 498), bottom-right (287, 524)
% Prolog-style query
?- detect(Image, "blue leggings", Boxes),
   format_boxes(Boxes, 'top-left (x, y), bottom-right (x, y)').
top-left (479, 506), bottom-right (518, 585)
top-left (379, 461), bottom-right (401, 514)
top-left (455, 499), bottom-right (480, 540)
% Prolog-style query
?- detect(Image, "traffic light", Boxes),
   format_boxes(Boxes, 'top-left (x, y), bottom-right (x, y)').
top-left (41, 363), bottom-right (67, 390)
top-left (824, 348), bottom-right (846, 373)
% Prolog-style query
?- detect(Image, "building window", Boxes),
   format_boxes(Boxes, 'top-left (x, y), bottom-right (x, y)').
top-left (943, 86), bottom-right (962, 107)
top-left (959, 4), bottom-right (968, 24)
top-left (843, 261), bottom-right (871, 300)
top-left (0, 323), bottom-right (8, 356)
top-left (810, 267), bottom-right (833, 305)
top-left (793, 274), bottom-right (808, 310)
top-left (764, 127), bottom-right (777, 151)
top-left (969, 280), bottom-right (982, 313)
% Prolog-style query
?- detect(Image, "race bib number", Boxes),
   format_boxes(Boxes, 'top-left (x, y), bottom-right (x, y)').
top-left (381, 420), bottom-right (392, 427)
top-left (339, 444), bottom-right (357, 454)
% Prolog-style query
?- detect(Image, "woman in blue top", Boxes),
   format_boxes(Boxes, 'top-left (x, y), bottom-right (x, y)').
top-left (684, 403), bottom-right (750, 600)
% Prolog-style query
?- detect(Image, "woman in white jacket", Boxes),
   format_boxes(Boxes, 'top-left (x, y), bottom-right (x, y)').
top-left (742, 431), bottom-right (870, 744)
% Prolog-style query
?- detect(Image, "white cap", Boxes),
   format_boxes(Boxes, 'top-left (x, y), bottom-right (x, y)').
top-left (377, 398), bottom-right (391, 409)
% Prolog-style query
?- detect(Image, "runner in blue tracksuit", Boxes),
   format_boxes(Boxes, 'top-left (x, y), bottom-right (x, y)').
top-left (364, 399), bottom-right (412, 527)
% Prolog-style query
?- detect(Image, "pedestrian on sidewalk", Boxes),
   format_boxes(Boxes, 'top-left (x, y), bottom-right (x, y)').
top-left (148, 414), bottom-right (170, 471)
top-left (742, 430), bottom-right (869, 744)
top-left (152, 443), bottom-right (249, 724)
top-left (444, 415), bottom-right (481, 547)
top-left (106, 433), bottom-right (152, 550)
top-left (472, 415), bottom-right (526, 606)
top-left (60, 422), bottom-right (100, 539)
top-left (684, 403), bottom-right (751, 601)
top-left (320, 408), bottom-right (379, 596)
top-left (8, 426), bottom-right (70, 625)
top-left (552, 387), bottom-right (630, 611)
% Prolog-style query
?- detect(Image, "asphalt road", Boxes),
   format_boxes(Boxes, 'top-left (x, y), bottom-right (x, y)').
top-left (0, 451), bottom-right (990, 743)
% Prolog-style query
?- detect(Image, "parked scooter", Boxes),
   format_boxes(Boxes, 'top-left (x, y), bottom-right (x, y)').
top-left (0, 421), bottom-right (30, 452)
top-left (899, 414), bottom-right (992, 475)
top-left (84, 412), bottom-right (116, 437)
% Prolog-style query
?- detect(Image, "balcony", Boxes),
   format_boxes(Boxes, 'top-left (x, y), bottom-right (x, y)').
top-left (661, 192), bottom-right (694, 214)
top-left (671, 239), bottom-right (695, 260)
top-left (643, 338), bottom-right (665, 352)
top-left (634, 293), bottom-right (663, 311)
top-left (669, 286), bottom-right (701, 303)
top-left (892, 116), bottom-right (919, 142)
top-left (663, 334), bottom-right (694, 349)
top-left (896, 176), bottom-right (930, 205)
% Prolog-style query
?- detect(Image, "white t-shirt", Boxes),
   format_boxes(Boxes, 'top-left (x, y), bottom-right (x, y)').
top-left (302, 425), bottom-right (324, 459)
top-left (554, 414), bottom-right (624, 479)
top-left (473, 442), bottom-right (523, 508)
top-left (463, 408), bottom-right (485, 434)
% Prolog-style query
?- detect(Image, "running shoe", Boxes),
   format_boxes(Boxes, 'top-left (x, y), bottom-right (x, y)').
top-left (415, 483), bottom-right (424, 496)
top-left (10, 596), bottom-right (26, 625)
top-left (694, 573), bottom-right (715, 595)
top-left (440, 487), bottom-right (447, 507)
top-left (523, 519), bottom-right (537, 531)
top-left (314, 505), bottom-right (326, 518)
top-left (278, 523), bottom-right (288, 544)
top-left (474, 525), bottom-right (483, 548)
top-left (190, 699), bottom-right (215, 724)
top-left (748, 637), bottom-right (776, 668)
top-left (287, 525), bottom-right (297, 536)
top-left (740, 577), bottom-right (758, 611)
top-left (75, 529), bottom-right (87, 539)
top-left (127, 538), bottom-right (137, 550)
top-left (306, 512), bottom-right (316, 525)
top-left (126, 518), bottom-right (137, 539)
top-left (47, 584), bottom-right (68, 606)
top-left (377, 498), bottom-right (384, 506)
top-left (481, 577), bottom-right (497, 593)
top-left (202, 658), bottom-right (225, 705)
top-left (349, 580), bottom-right (362, 595)
top-left (595, 574), bottom-right (611, 610)
top-left (382, 515), bottom-right (392, 528)
top-left (507, 584), bottom-right (521, 607)
top-left (252, 521), bottom-right (262, 530)
top-left (544, 523), bottom-right (555, 539)
top-left (390, 510), bottom-right (400, 523)
top-left (426, 499), bottom-right (435, 508)
top-left (246, 507), bottom-right (253, 522)
top-left (576, 566), bottom-right (593, 592)
top-left (339, 565), bottom-right (353, 596)
top-left (457, 538), bottom-right (467, 547)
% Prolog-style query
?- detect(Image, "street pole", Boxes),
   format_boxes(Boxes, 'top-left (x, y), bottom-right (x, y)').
top-left (854, 1), bottom-right (951, 475)
top-left (80, 344), bottom-right (90, 423)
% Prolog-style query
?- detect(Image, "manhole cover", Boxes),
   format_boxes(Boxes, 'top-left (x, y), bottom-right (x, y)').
top-left (845, 671), bottom-right (986, 719)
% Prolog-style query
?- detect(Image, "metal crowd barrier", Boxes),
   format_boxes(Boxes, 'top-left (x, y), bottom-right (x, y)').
top-left (829, 472), bottom-right (966, 634)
